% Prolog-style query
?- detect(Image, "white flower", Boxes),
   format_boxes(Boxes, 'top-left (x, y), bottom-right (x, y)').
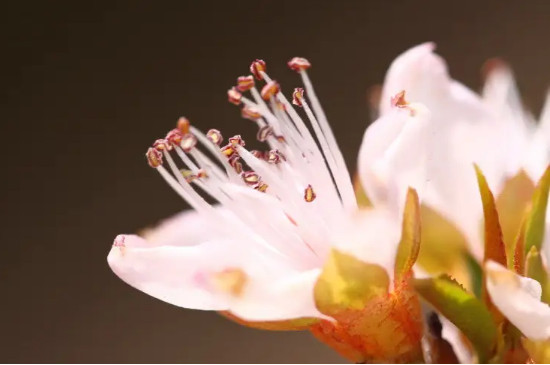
top-left (107, 59), bottom-right (403, 324)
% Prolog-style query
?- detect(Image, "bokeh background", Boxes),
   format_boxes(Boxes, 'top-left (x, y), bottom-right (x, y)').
top-left (4, 0), bottom-right (550, 362)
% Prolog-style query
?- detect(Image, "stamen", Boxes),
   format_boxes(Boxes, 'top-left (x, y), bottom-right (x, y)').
top-left (242, 171), bottom-right (260, 186)
top-left (180, 133), bottom-right (198, 152)
top-left (177, 117), bottom-right (190, 134)
top-left (254, 182), bottom-right (269, 193)
top-left (250, 59), bottom-right (266, 80)
top-left (152, 139), bottom-right (171, 151)
top-left (391, 90), bottom-right (408, 108)
top-left (256, 125), bottom-right (273, 142)
top-left (292, 88), bottom-right (304, 107)
top-left (267, 149), bottom-right (284, 164)
top-left (237, 75), bottom-right (255, 92)
top-left (221, 144), bottom-right (236, 158)
top-left (250, 150), bottom-right (265, 159)
top-left (206, 129), bottom-right (223, 146)
top-left (146, 147), bottom-right (163, 168)
top-left (304, 184), bottom-right (316, 202)
top-left (261, 80), bottom-right (280, 100)
top-left (228, 135), bottom-right (245, 147)
top-left (241, 105), bottom-right (262, 121)
top-left (227, 87), bottom-right (242, 105)
top-left (166, 128), bottom-right (183, 146)
top-left (287, 57), bottom-right (311, 72)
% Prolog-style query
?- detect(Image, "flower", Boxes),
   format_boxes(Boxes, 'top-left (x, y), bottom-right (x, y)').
top-left (359, 43), bottom-right (550, 363)
top-left (108, 58), bottom-right (424, 362)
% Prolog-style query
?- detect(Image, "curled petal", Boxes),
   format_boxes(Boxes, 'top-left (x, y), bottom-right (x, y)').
top-left (485, 260), bottom-right (550, 340)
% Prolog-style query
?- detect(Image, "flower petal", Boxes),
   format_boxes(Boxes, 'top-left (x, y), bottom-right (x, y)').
top-left (485, 260), bottom-right (550, 340)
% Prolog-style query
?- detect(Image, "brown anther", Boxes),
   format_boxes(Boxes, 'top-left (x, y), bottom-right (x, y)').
top-left (287, 57), bottom-right (311, 72)
top-left (250, 150), bottom-right (265, 160)
top-left (241, 105), bottom-right (262, 121)
top-left (250, 59), bottom-right (266, 80)
top-left (242, 171), bottom-right (260, 186)
top-left (166, 128), bottom-right (183, 146)
top-left (304, 184), bottom-right (316, 202)
top-left (153, 139), bottom-right (171, 151)
top-left (292, 87), bottom-right (304, 107)
top-left (227, 87), bottom-right (242, 105)
top-left (206, 129), bottom-right (223, 146)
top-left (261, 80), bottom-right (280, 100)
top-left (236, 75), bottom-right (255, 92)
top-left (229, 135), bottom-right (245, 147)
top-left (255, 182), bottom-right (268, 193)
top-left (391, 90), bottom-right (409, 108)
top-left (180, 133), bottom-right (197, 152)
top-left (177, 117), bottom-right (190, 134)
top-left (256, 126), bottom-right (273, 142)
top-left (233, 161), bottom-right (243, 174)
top-left (146, 147), bottom-right (163, 168)
top-left (267, 149), bottom-right (285, 164)
top-left (221, 144), bottom-right (236, 158)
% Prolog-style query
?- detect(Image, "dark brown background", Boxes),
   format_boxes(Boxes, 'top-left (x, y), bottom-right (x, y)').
top-left (3, 0), bottom-right (550, 363)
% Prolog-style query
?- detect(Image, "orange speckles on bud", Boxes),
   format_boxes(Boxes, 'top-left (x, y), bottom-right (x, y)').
top-left (292, 87), bottom-right (304, 107)
top-left (288, 57), bottom-right (311, 72)
top-left (146, 147), bottom-right (163, 168)
top-left (237, 75), bottom-right (255, 92)
top-left (242, 171), bottom-right (260, 186)
top-left (180, 133), bottom-right (197, 152)
top-left (229, 135), bottom-right (245, 147)
top-left (177, 117), bottom-right (190, 134)
top-left (241, 106), bottom-right (262, 121)
top-left (228, 87), bottom-right (242, 105)
top-left (250, 59), bottom-right (266, 80)
top-left (304, 184), bottom-right (316, 202)
top-left (206, 129), bottom-right (223, 146)
top-left (212, 268), bottom-right (247, 296)
top-left (261, 80), bottom-right (280, 100)
top-left (165, 128), bottom-right (183, 146)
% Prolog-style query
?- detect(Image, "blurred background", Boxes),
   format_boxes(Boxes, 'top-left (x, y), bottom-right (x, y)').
top-left (3, 0), bottom-right (550, 362)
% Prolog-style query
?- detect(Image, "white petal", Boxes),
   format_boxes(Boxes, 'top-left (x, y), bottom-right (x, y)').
top-left (108, 234), bottom-right (325, 320)
top-left (485, 260), bottom-right (550, 340)
top-left (440, 317), bottom-right (473, 364)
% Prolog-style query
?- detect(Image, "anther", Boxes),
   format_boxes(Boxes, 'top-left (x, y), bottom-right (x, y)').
top-left (228, 87), bottom-right (242, 105)
top-left (292, 87), bottom-right (304, 107)
top-left (254, 182), bottom-right (269, 193)
top-left (241, 105), bottom-right (262, 121)
top-left (261, 80), bottom-right (280, 100)
top-left (146, 147), bottom-right (163, 168)
top-left (267, 149), bottom-right (284, 164)
top-left (197, 169), bottom-right (208, 179)
top-left (206, 129), bottom-right (223, 146)
top-left (287, 57), bottom-right (311, 72)
top-left (221, 144), bottom-right (236, 158)
top-left (177, 117), bottom-right (190, 134)
top-left (250, 59), bottom-right (266, 80)
top-left (304, 184), bottom-right (316, 202)
top-left (250, 150), bottom-right (265, 160)
top-left (181, 169), bottom-right (197, 183)
top-left (236, 75), bottom-right (255, 92)
top-left (228, 135), bottom-right (245, 147)
top-left (180, 133), bottom-right (197, 152)
top-left (256, 125), bottom-right (273, 142)
top-left (242, 171), bottom-right (260, 186)
top-left (166, 128), bottom-right (183, 146)
top-left (153, 139), bottom-right (171, 151)
top-left (391, 90), bottom-right (408, 108)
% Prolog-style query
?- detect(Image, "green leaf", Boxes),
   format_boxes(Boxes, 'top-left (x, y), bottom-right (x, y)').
top-left (525, 246), bottom-right (550, 304)
top-left (314, 249), bottom-right (389, 315)
top-left (525, 166), bottom-right (550, 254)
top-left (414, 276), bottom-right (497, 362)
top-left (394, 188), bottom-right (421, 283)
top-left (474, 164), bottom-right (507, 266)
top-left (464, 253), bottom-right (483, 299)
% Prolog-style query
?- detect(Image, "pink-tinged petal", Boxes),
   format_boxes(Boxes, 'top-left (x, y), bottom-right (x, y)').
top-left (358, 104), bottom-right (432, 217)
top-left (140, 209), bottom-right (224, 247)
top-left (108, 234), bottom-right (326, 320)
top-left (330, 208), bottom-right (402, 281)
top-left (485, 261), bottom-right (550, 340)
top-left (367, 43), bottom-right (514, 259)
